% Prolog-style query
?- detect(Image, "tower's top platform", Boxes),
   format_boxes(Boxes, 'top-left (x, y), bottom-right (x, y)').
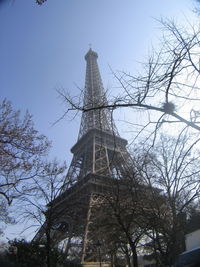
top-left (85, 48), bottom-right (98, 60)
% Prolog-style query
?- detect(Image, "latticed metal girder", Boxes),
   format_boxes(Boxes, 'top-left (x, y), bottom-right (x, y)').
top-left (62, 128), bottom-right (131, 189)
top-left (81, 192), bottom-right (109, 263)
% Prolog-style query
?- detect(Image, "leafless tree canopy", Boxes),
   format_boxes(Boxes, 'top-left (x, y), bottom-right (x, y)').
top-left (59, 19), bottom-right (200, 146)
top-left (0, 99), bottom-right (50, 226)
top-left (18, 160), bottom-right (67, 267)
top-left (130, 130), bottom-right (200, 265)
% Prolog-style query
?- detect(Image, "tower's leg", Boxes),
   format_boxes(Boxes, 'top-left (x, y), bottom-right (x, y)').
top-left (81, 193), bottom-right (111, 266)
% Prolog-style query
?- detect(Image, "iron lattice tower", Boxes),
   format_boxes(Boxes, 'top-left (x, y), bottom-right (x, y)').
top-left (63, 49), bottom-right (129, 188)
top-left (35, 49), bottom-right (132, 265)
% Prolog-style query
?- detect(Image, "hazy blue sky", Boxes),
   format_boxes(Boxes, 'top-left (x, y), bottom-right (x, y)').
top-left (0, 0), bottom-right (198, 239)
top-left (0, 0), bottom-right (196, 162)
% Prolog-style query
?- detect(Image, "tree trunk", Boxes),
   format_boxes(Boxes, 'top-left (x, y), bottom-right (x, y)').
top-left (46, 233), bottom-right (51, 267)
top-left (124, 245), bottom-right (132, 267)
top-left (126, 255), bottom-right (132, 267)
top-left (131, 243), bottom-right (138, 267)
top-left (45, 220), bottom-right (52, 267)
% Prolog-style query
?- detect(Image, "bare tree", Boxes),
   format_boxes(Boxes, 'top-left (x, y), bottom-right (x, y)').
top-left (86, 171), bottom-right (163, 267)
top-left (86, 128), bottom-right (200, 267)
top-left (0, 99), bottom-right (50, 228)
top-left (132, 129), bottom-right (200, 265)
top-left (59, 19), bottom-right (200, 145)
top-left (18, 160), bottom-right (67, 267)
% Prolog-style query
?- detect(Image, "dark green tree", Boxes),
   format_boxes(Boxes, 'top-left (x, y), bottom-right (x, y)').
top-left (6, 239), bottom-right (66, 267)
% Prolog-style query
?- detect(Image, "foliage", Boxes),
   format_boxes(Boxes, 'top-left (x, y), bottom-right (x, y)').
top-left (0, 256), bottom-right (21, 267)
top-left (6, 239), bottom-right (70, 267)
top-left (4, 238), bottom-right (82, 267)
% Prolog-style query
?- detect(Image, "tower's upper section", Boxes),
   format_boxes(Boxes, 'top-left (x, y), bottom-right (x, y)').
top-left (78, 49), bottom-right (118, 139)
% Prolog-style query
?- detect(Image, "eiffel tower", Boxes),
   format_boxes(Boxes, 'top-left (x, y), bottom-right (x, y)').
top-left (35, 49), bottom-right (132, 266)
